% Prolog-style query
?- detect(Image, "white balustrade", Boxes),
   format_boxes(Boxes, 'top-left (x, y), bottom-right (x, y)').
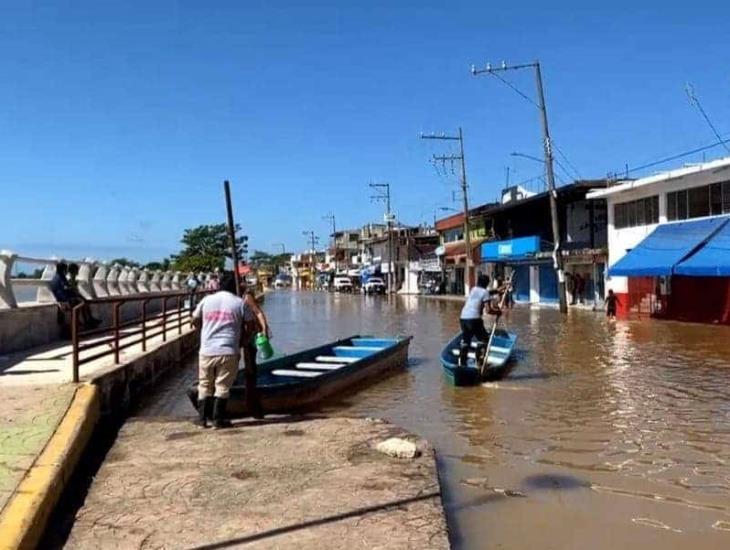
top-left (0, 249), bottom-right (213, 309)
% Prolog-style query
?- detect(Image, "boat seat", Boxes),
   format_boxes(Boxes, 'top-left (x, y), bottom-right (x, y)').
top-left (334, 346), bottom-right (382, 351)
top-left (296, 362), bottom-right (345, 370)
top-left (272, 369), bottom-right (323, 378)
top-left (315, 356), bottom-right (358, 364)
top-left (452, 346), bottom-right (509, 356)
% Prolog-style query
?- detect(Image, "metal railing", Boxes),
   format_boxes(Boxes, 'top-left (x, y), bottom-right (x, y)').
top-left (70, 289), bottom-right (210, 383)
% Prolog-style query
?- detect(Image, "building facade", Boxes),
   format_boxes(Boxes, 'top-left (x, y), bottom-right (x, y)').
top-left (587, 156), bottom-right (730, 323)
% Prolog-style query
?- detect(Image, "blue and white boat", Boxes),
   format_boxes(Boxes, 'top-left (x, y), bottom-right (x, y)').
top-left (440, 329), bottom-right (517, 386)
top-left (188, 335), bottom-right (412, 417)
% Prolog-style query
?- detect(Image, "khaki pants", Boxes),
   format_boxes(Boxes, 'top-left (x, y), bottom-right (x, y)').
top-left (198, 355), bottom-right (239, 399)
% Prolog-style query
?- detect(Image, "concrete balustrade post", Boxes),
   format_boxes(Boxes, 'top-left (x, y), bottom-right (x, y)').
top-left (93, 264), bottom-right (109, 297)
top-left (107, 265), bottom-right (121, 296)
top-left (77, 260), bottom-right (96, 300)
top-left (126, 267), bottom-right (140, 294)
top-left (150, 270), bottom-right (162, 292)
top-left (137, 269), bottom-right (150, 293)
top-left (38, 260), bottom-right (58, 303)
top-left (118, 267), bottom-right (132, 295)
top-left (171, 271), bottom-right (182, 291)
top-left (161, 271), bottom-right (172, 291)
top-left (0, 250), bottom-right (18, 308)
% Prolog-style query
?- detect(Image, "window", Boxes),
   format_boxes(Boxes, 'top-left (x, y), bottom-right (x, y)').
top-left (613, 195), bottom-right (659, 229)
top-left (667, 181), bottom-right (730, 221)
top-left (688, 185), bottom-right (710, 218)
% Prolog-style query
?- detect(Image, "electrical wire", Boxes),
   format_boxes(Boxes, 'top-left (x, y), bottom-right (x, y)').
top-left (488, 71), bottom-right (540, 109)
top-left (553, 143), bottom-right (582, 179)
top-left (685, 83), bottom-right (730, 154)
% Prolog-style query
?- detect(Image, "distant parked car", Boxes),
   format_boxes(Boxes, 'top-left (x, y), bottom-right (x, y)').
top-left (363, 277), bottom-right (387, 295)
top-left (333, 276), bottom-right (354, 293)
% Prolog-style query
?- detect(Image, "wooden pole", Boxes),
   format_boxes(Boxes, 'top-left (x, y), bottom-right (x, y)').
top-left (224, 180), bottom-right (242, 297)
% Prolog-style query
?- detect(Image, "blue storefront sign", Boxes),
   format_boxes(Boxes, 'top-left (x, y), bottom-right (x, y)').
top-left (481, 236), bottom-right (541, 262)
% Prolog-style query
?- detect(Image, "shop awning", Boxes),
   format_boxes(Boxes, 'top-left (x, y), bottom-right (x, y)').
top-left (608, 217), bottom-right (728, 277)
top-left (674, 217), bottom-right (730, 276)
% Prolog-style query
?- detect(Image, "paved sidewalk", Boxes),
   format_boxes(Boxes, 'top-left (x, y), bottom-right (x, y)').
top-left (0, 384), bottom-right (76, 514)
top-left (63, 416), bottom-right (449, 549)
top-left (0, 310), bottom-right (192, 386)
top-left (0, 310), bottom-right (194, 523)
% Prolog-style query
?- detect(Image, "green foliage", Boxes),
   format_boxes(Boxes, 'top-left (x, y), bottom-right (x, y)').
top-left (109, 257), bottom-right (141, 268)
top-left (170, 223), bottom-right (243, 272)
top-left (144, 259), bottom-right (171, 272)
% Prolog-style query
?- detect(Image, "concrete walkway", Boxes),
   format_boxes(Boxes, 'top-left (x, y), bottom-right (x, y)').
top-left (0, 310), bottom-right (192, 386)
top-left (0, 310), bottom-right (194, 523)
top-left (63, 416), bottom-right (449, 549)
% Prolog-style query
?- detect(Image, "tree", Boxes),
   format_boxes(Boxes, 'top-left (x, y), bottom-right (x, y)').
top-left (144, 259), bottom-right (171, 272)
top-left (109, 257), bottom-right (141, 268)
top-left (171, 223), bottom-right (243, 272)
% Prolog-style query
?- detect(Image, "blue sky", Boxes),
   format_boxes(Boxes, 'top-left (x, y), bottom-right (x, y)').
top-left (2, 1), bottom-right (729, 262)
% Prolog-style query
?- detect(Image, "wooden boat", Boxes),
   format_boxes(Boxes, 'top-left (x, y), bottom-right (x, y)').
top-left (187, 335), bottom-right (412, 417)
top-left (440, 329), bottom-right (517, 386)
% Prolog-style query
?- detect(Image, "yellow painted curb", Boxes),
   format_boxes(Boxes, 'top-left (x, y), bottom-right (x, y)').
top-left (0, 384), bottom-right (100, 550)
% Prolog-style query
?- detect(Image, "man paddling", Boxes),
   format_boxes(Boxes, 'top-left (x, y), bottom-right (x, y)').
top-left (459, 274), bottom-right (501, 366)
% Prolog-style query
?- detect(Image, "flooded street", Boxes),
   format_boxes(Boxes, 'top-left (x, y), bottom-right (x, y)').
top-left (146, 290), bottom-right (730, 549)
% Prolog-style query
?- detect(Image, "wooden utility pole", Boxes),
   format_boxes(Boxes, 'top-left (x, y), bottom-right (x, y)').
top-left (421, 129), bottom-right (472, 295)
top-left (471, 60), bottom-right (568, 312)
top-left (370, 183), bottom-right (395, 292)
top-left (223, 180), bottom-right (242, 296)
top-left (323, 213), bottom-right (337, 272)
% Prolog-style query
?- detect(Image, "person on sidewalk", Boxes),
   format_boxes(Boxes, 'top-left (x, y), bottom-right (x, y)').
top-left (191, 273), bottom-right (247, 429)
top-left (50, 262), bottom-right (101, 330)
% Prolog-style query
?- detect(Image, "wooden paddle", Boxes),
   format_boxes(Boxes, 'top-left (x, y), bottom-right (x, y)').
top-left (479, 276), bottom-right (513, 377)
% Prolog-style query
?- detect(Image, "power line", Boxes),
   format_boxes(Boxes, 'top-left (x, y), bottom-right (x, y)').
top-left (685, 83), bottom-right (730, 154)
top-left (609, 136), bottom-right (730, 180)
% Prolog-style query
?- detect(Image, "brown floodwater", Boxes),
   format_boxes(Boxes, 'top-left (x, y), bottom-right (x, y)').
top-left (148, 290), bottom-right (730, 549)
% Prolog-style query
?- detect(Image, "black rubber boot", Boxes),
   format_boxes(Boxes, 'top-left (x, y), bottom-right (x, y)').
top-left (459, 342), bottom-right (469, 367)
top-left (194, 397), bottom-right (213, 428)
top-left (213, 397), bottom-right (233, 429)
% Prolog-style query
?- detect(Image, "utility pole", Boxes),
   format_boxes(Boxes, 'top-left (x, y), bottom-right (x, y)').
top-left (421, 128), bottom-right (472, 295)
top-left (369, 182), bottom-right (395, 292)
top-left (471, 60), bottom-right (568, 313)
top-left (223, 180), bottom-right (242, 296)
top-left (302, 230), bottom-right (319, 290)
top-left (273, 243), bottom-right (286, 254)
top-left (322, 213), bottom-right (337, 273)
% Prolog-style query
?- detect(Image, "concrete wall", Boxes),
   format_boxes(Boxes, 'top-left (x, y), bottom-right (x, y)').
top-left (89, 328), bottom-right (199, 417)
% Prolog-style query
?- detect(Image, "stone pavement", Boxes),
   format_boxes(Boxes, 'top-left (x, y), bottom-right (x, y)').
top-left (64, 416), bottom-right (450, 549)
top-left (0, 309), bottom-right (193, 523)
top-left (0, 384), bottom-right (76, 514)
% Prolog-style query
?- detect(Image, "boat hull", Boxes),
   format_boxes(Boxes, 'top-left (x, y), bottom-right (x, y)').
top-left (188, 335), bottom-right (411, 417)
top-left (440, 330), bottom-right (517, 387)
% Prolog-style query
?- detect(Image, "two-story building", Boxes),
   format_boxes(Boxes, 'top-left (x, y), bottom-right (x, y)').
top-left (587, 156), bottom-right (730, 324)
top-left (435, 181), bottom-right (608, 305)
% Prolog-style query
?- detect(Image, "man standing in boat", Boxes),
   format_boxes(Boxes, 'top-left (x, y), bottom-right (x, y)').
top-left (459, 274), bottom-right (501, 366)
top-left (192, 273), bottom-right (265, 428)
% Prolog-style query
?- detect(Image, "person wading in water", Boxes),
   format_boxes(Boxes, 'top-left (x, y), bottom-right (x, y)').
top-left (459, 274), bottom-right (501, 366)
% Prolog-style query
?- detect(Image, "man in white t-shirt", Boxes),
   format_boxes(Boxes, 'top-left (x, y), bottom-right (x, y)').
top-left (459, 274), bottom-right (500, 366)
top-left (192, 274), bottom-right (247, 428)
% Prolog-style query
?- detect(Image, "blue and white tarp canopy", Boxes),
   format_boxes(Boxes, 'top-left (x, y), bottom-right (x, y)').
top-left (608, 217), bottom-right (729, 277)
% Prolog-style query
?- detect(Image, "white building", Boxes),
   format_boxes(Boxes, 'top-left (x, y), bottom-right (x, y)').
top-left (587, 156), bottom-right (730, 320)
